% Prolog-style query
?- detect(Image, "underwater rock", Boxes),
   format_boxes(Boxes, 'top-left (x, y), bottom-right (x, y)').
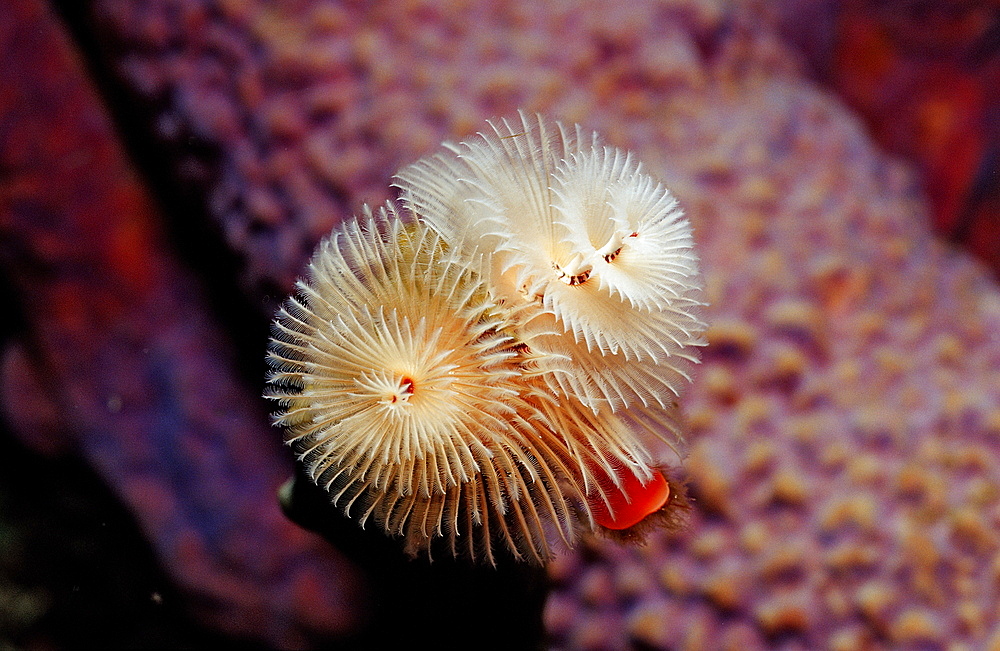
top-left (0, 1), bottom-right (363, 646)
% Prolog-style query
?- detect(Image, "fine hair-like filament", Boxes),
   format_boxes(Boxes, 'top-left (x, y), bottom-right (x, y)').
top-left (270, 112), bottom-right (707, 562)
top-left (268, 207), bottom-right (592, 563)
top-left (396, 111), bottom-right (706, 412)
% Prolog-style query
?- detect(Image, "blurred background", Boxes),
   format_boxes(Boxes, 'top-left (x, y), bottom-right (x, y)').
top-left (1, 0), bottom-right (998, 648)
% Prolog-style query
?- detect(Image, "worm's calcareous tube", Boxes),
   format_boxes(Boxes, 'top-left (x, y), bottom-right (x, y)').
top-left (268, 112), bottom-right (706, 563)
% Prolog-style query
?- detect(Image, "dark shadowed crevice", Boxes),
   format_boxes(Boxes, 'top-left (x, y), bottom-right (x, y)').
top-left (0, 412), bottom-right (240, 649)
top-left (48, 0), bottom-right (272, 388)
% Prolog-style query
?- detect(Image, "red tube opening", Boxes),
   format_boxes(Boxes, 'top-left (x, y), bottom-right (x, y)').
top-left (588, 464), bottom-right (671, 531)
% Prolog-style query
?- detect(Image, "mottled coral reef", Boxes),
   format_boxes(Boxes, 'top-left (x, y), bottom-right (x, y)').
top-left (545, 69), bottom-right (1000, 651)
top-left (2, 0), bottom-right (1000, 648)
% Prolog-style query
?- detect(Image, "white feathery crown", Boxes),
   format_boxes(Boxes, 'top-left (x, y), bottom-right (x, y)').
top-left (269, 112), bottom-right (707, 563)
top-left (396, 111), bottom-right (706, 411)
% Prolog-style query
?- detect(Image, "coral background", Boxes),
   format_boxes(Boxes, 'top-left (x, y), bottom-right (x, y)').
top-left (1, 0), bottom-right (998, 648)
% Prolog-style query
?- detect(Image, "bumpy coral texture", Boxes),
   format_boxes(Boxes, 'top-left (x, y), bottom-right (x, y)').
top-left (7, 0), bottom-right (997, 647)
top-left (268, 118), bottom-right (706, 562)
